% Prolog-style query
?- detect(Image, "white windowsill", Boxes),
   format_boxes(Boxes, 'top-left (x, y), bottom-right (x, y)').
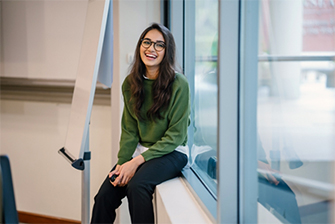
top-left (118, 176), bottom-right (282, 223)
top-left (155, 177), bottom-right (283, 224)
top-left (155, 177), bottom-right (214, 224)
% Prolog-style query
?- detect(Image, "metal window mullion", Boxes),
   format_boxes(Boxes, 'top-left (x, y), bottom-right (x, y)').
top-left (195, 55), bottom-right (335, 62)
top-left (258, 55), bottom-right (335, 62)
top-left (238, 0), bottom-right (259, 223)
top-left (183, 0), bottom-right (195, 152)
top-left (217, 0), bottom-right (240, 223)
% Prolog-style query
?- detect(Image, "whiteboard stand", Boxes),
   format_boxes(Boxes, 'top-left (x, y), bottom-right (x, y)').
top-left (58, 0), bottom-right (113, 223)
top-left (58, 127), bottom-right (91, 223)
top-left (82, 126), bottom-right (91, 224)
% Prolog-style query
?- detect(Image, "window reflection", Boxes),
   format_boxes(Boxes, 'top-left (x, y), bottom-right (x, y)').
top-left (257, 0), bottom-right (335, 223)
top-left (190, 0), bottom-right (218, 196)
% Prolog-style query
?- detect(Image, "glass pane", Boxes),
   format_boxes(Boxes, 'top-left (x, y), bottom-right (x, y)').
top-left (257, 0), bottom-right (335, 223)
top-left (189, 0), bottom-right (218, 196)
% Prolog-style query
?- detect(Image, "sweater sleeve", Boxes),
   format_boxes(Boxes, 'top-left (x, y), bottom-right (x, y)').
top-left (141, 76), bottom-right (190, 161)
top-left (117, 80), bottom-right (139, 165)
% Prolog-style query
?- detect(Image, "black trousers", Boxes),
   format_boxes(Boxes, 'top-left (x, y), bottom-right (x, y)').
top-left (91, 150), bottom-right (188, 224)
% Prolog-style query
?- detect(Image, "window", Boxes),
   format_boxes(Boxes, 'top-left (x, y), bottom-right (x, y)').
top-left (169, 0), bottom-right (335, 222)
top-left (187, 0), bottom-right (218, 197)
top-left (180, 0), bottom-right (219, 219)
top-left (172, 0), bottom-right (256, 221)
top-left (257, 0), bottom-right (335, 223)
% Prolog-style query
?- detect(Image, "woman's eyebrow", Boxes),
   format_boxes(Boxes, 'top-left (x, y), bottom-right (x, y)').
top-left (143, 37), bottom-right (165, 42)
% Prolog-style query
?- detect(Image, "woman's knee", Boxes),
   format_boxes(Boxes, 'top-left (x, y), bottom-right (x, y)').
top-left (94, 180), bottom-right (124, 208)
top-left (126, 180), bottom-right (154, 200)
top-left (94, 189), bottom-right (108, 203)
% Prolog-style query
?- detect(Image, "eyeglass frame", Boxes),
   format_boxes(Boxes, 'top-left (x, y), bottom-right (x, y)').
top-left (140, 38), bottom-right (166, 52)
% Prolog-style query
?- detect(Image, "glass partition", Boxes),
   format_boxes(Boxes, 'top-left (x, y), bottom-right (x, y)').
top-left (188, 0), bottom-right (218, 197)
top-left (179, 0), bottom-right (334, 222)
top-left (257, 0), bottom-right (335, 223)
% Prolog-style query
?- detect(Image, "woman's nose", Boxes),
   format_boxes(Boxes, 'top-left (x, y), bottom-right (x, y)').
top-left (148, 43), bottom-right (155, 51)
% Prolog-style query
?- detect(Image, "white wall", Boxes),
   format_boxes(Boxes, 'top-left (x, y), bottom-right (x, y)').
top-left (0, 0), bottom-right (161, 221)
top-left (0, 100), bottom-right (112, 220)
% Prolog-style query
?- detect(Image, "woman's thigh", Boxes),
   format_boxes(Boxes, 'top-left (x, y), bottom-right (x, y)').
top-left (129, 150), bottom-right (187, 187)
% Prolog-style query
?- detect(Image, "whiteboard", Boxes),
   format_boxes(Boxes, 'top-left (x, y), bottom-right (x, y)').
top-left (1, 1), bottom-right (89, 80)
top-left (59, 0), bottom-right (112, 170)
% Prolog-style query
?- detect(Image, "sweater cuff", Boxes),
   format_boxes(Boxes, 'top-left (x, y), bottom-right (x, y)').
top-left (117, 157), bottom-right (129, 165)
top-left (141, 151), bottom-right (151, 162)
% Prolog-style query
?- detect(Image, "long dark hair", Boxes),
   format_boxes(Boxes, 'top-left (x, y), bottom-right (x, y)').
top-left (129, 23), bottom-right (177, 121)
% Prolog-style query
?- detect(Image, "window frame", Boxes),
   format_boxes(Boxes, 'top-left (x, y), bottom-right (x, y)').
top-left (237, 0), bottom-right (259, 222)
top-left (168, 0), bottom-right (259, 222)
top-left (170, 0), bottom-right (218, 219)
top-left (217, 0), bottom-right (240, 222)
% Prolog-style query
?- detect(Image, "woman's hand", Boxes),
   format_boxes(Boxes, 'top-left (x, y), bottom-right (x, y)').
top-left (109, 155), bottom-right (145, 187)
top-left (258, 161), bottom-right (280, 185)
top-left (109, 165), bottom-right (121, 184)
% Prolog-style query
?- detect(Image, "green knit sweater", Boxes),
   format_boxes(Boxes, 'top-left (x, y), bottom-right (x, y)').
top-left (117, 73), bottom-right (190, 165)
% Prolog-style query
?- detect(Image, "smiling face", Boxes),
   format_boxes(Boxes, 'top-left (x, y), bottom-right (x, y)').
top-left (140, 29), bottom-right (166, 79)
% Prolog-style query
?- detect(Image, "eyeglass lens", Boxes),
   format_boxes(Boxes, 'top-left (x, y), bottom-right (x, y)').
top-left (141, 39), bottom-right (165, 51)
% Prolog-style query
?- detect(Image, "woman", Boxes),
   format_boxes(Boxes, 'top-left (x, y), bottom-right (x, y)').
top-left (91, 23), bottom-right (190, 223)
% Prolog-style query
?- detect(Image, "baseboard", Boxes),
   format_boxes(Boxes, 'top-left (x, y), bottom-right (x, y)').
top-left (18, 211), bottom-right (81, 224)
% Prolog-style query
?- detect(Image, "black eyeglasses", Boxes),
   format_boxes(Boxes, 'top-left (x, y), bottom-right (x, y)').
top-left (141, 38), bottom-right (166, 52)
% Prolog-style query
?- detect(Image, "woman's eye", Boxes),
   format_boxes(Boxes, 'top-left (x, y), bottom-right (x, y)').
top-left (143, 40), bottom-right (151, 45)
top-left (156, 43), bottom-right (165, 48)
